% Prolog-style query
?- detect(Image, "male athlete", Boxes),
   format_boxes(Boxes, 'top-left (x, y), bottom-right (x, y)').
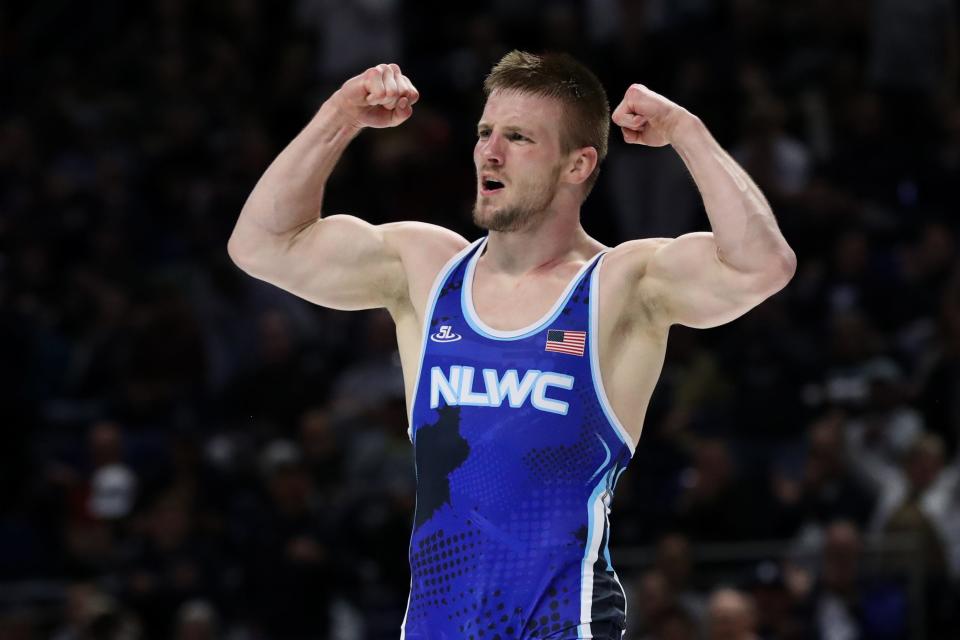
top-left (228, 52), bottom-right (795, 639)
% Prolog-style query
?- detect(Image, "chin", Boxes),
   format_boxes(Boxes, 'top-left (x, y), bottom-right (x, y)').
top-left (472, 202), bottom-right (498, 229)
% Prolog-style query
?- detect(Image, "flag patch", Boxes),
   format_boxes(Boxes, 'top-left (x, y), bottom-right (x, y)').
top-left (545, 329), bottom-right (586, 356)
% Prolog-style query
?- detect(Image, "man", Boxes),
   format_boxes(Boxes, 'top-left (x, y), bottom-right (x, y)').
top-left (229, 51), bottom-right (795, 639)
top-left (706, 588), bottom-right (758, 640)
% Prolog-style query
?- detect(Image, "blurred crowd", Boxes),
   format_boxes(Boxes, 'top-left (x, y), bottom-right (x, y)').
top-left (2, 0), bottom-right (960, 638)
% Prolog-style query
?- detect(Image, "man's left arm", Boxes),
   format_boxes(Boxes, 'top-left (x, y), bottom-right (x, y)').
top-left (609, 84), bottom-right (797, 329)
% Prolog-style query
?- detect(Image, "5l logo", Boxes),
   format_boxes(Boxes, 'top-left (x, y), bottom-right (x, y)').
top-left (430, 325), bottom-right (462, 343)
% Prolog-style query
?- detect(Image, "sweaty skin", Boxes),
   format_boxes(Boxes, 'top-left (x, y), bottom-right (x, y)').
top-left (228, 64), bottom-right (796, 445)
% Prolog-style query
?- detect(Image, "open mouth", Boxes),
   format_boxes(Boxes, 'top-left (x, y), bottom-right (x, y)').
top-left (481, 178), bottom-right (505, 194)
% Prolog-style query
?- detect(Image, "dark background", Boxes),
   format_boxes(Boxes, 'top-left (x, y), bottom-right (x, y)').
top-left (2, 0), bottom-right (960, 638)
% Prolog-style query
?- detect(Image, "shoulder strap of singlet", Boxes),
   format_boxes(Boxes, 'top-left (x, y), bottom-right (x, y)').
top-left (406, 238), bottom-right (483, 440)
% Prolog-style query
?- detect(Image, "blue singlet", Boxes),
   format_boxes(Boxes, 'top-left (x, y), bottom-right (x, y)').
top-left (402, 236), bottom-right (635, 639)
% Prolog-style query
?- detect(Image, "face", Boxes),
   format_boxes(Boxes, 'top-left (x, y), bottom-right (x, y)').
top-left (707, 591), bottom-right (753, 640)
top-left (473, 90), bottom-right (568, 232)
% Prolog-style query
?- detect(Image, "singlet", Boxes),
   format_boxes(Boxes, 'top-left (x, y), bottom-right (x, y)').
top-left (402, 236), bottom-right (636, 640)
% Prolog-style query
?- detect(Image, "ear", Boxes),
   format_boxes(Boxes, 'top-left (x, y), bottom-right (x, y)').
top-left (564, 147), bottom-right (599, 185)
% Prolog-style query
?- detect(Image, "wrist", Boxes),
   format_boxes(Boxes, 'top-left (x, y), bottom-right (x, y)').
top-left (324, 90), bottom-right (366, 133)
top-left (666, 111), bottom-right (704, 146)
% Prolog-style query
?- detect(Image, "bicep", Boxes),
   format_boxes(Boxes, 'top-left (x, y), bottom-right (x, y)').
top-left (237, 214), bottom-right (423, 312)
top-left (631, 232), bottom-right (780, 329)
top-left (278, 214), bottom-right (410, 311)
top-left (280, 216), bottom-right (469, 313)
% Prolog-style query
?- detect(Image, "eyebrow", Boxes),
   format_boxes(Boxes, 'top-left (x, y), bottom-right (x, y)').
top-left (476, 122), bottom-right (534, 137)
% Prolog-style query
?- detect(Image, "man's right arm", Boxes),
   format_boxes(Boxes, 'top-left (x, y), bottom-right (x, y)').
top-left (227, 64), bottom-right (434, 312)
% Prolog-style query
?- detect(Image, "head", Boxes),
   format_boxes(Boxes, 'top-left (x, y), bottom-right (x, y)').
top-left (632, 569), bottom-right (673, 622)
top-left (903, 433), bottom-right (945, 493)
top-left (748, 562), bottom-right (791, 634)
top-left (175, 600), bottom-right (218, 640)
top-left (805, 412), bottom-right (846, 482)
top-left (260, 439), bottom-right (311, 514)
top-left (89, 421), bottom-right (123, 468)
top-left (299, 407), bottom-right (336, 463)
top-left (655, 533), bottom-right (693, 589)
top-left (652, 605), bottom-right (698, 640)
top-left (822, 520), bottom-right (862, 593)
top-left (473, 50), bottom-right (609, 232)
top-left (707, 588), bottom-right (757, 640)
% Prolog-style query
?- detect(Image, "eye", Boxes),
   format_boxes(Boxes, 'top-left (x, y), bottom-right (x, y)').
top-left (477, 129), bottom-right (491, 139)
top-left (507, 132), bottom-right (530, 142)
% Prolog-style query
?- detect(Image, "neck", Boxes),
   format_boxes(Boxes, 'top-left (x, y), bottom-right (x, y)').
top-left (481, 207), bottom-right (594, 275)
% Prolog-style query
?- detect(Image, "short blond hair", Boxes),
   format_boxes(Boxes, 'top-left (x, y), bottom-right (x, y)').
top-left (484, 50), bottom-right (610, 198)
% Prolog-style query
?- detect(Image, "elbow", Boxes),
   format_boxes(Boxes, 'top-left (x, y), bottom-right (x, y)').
top-left (763, 243), bottom-right (797, 293)
top-left (778, 243), bottom-right (798, 281)
top-left (227, 227), bottom-right (265, 276)
top-left (227, 232), bottom-right (251, 272)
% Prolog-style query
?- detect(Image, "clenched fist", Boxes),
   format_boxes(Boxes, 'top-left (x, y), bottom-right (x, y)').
top-left (611, 84), bottom-right (692, 147)
top-left (332, 63), bottom-right (420, 130)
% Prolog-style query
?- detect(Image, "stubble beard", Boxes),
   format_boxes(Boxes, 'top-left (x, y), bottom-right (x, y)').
top-left (472, 166), bottom-right (561, 233)
top-left (473, 201), bottom-right (545, 233)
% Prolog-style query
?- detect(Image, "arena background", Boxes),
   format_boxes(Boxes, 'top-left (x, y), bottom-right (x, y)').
top-left (2, 1), bottom-right (960, 638)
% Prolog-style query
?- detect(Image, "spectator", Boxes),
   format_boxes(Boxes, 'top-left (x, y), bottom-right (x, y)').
top-left (655, 533), bottom-right (706, 623)
top-left (706, 588), bottom-right (757, 640)
top-left (627, 569), bottom-right (677, 639)
top-left (239, 439), bottom-right (338, 637)
top-left (648, 604), bottom-right (699, 640)
top-left (810, 521), bottom-right (908, 640)
top-left (174, 600), bottom-right (219, 640)
top-left (674, 439), bottom-right (756, 542)
top-left (771, 413), bottom-right (877, 535)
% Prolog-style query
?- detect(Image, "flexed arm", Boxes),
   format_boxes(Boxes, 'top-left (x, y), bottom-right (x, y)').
top-left (227, 64), bottom-right (426, 311)
top-left (608, 85), bottom-right (797, 329)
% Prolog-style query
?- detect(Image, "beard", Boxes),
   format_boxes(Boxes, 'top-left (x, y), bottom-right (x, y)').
top-left (473, 201), bottom-right (545, 232)
top-left (472, 165), bottom-right (561, 232)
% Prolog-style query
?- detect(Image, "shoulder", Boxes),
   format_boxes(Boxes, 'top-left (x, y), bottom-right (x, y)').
top-left (383, 221), bottom-right (470, 261)
top-left (602, 238), bottom-right (672, 278)
top-left (600, 237), bottom-right (674, 298)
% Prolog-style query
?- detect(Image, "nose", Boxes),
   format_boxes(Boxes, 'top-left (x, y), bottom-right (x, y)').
top-left (478, 133), bottom-right (504, 166)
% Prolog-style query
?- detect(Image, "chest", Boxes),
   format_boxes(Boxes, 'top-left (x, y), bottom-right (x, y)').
top-left (470, 268), bottom-right (581, 332)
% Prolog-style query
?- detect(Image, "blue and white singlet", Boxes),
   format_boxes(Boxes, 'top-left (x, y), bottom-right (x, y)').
top-left (402, 236), bottom-right (636, 639)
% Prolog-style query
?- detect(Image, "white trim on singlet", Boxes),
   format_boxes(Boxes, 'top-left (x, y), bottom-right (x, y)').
top-left (579, 465), bottom-right (630, 638)
top-left (399, 582), bottom-right (412, 639)
top-left (588, 255), bottom-right (637, 454)
top-left (406, 238), bottom-right (484, 443)
top-left (462, 236), bottom-right (601, 341)
top-left (578, 468), bottom-right (613, 637)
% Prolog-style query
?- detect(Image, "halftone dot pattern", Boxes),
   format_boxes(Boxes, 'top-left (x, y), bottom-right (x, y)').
top-left (504, 488), bottom-right (582, 550)
top-left (522, 421), bottom-right (604, 485)
top-left (407, 523), bottom-right (481, 624)
top-left (577, 385), bottom-right (608, 430)
top-left (409, 518), bottom-right (582, 638)
top-left (448, 584), bottom-right (580, 640)
top-left (518, 383), bottom-right (618, 490)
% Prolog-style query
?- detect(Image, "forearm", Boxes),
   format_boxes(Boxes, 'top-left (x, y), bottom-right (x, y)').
top-left (670, 116), bottom-right (795, 275)
top-left (229, 95), bottom-right (361, 259)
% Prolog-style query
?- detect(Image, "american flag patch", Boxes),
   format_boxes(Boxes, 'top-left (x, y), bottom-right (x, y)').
top-left (545, 329), bottom-right (586, 356)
